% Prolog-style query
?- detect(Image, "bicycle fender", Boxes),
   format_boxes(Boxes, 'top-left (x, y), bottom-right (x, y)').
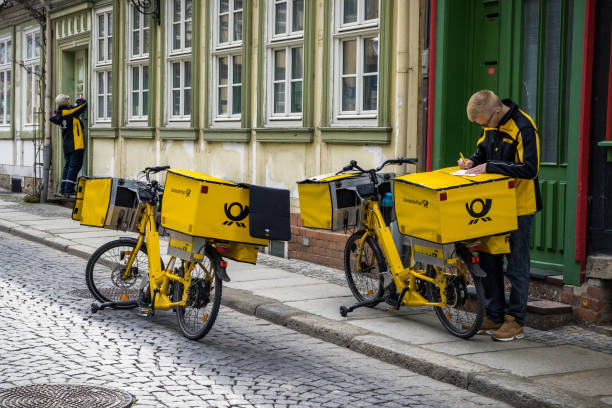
top-left (468, 262), bottom-right (487, 278)
top-left (215, 265), bottom-right (231, 282)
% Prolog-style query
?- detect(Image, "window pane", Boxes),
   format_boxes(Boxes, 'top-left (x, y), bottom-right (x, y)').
top-left (133, 9), bottom-right (140, 29)
top-left (275, 2), bottom-right (287, 35)
top-left (98, 95), bottom-right (104, 118)
top-left (173, 23), bottom-right (181, 49)
top-left (108, 33), bottom-right (112, 60)
top-left (184, 89), bottom-right (191, 115)
top-left (342, 77), bottom-right (356, 111)
top-left (143, 90), bottom-right (148, 116)
top-left (234, 0), bottom-right (242, 10)
top-left (275, 50), bottom-right (286, 81)
top-left (144, 27), bottom-right (150, 53)
top-left (98, 39), bottom-right (104, 62)
top-left (343, 0), bottom-right (357, 23)
top-left (173, 62), bottom-right (180, 88)
top-left (233, 55), bottom-right (242, 84)
top-left (219, 57), bottom-right (228, 85)
top-left (234, 11), bottom-right (242, 41)
top-left (220, 0), bottom-right (229, 13)
top-left (185, 0), bottom-right (192, 19)
top-left (342, 40), bottom-right (356, 75)
top-left (133, 30), bottom-right (140, 55)
top-left (219, 14), bottom-right (229, 43)
top-left (541, 0), bottom-right (561, 162)
top-left (108, 72), bottom-right (112, 118)
top-left (363, 38), bottom-right (378, 73)
top-left (274, 83), bottom-right (285, 113)
top-left (218, 87), bottom-right (228, 114)
top-left (174, 0), bottom-right (181, 22)
top-left (363, 75), bottom-right (377, 110)
top-left (108, 13), bottom-right (112, 35)
top-left (98, 15), bottom-right (104, 37)
top-left (184, 61), bottom-right (191, 87)
top-left (143, 66), bottom-right (149, 90)
top-left (291, 47), bottom-right (303, 79)
top-left (27, 34), bottom-right (32, 60)
top-left (293, 0), bottom-right (304, 31)
top-left (232, 85), bottom-right (241, 114)
top-left (132, 66), bottom-right (140, 91)
top-left (6, 41), bottom-right (10, 63)
top-left (291, 81), bottom-right (302, 113)
top-left (173, 90), bottom-right (180, 115)
top-left (521, 0), bottom-right (539, 120)
top-left (365, 0), bottom-right (378, 20)
top-left (186, 21), bottom-right (192, 48)
top-left (5, 71), bottom-right (9, 120)
top-left (0, 43), bottom-right (4, 65)
top-left (132, 91), bottom-right (139, 117)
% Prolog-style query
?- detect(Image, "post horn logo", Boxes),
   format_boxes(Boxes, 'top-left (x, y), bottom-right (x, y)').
top-left (465, 198), bottom-right (492, 225)
top-left (223, 202), bottom-right (249, 228)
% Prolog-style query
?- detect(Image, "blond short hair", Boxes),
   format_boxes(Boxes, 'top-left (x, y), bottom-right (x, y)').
top-left (55, 94), bottom-right (70, 107)
top-left (466, 90), bottom-right (502, 121)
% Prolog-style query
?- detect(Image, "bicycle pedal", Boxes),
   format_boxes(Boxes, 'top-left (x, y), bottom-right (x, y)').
top-left (138, 307), bottom-right (153, 317)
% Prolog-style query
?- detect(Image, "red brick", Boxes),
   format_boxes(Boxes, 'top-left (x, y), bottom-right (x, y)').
top-left (561, 292), bottom-right (574, 305)
top-left (583, 309), bottom-right (602, 323)
top-left (585, 298), bottom-right (605, 312)
top-left (587, 285), bottom-right (602, 299)
top-left (574, 307), bottom-right (585, 320)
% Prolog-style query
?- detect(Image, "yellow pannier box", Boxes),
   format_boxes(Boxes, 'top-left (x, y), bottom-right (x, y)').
top-left (161, 169), bottom-right (269, 246)
top-left (394, 167), bottom-right (518, 244)
top-left (297, 172), bottom-right (394, 231)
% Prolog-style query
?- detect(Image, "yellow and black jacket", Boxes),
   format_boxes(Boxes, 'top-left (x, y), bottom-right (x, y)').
top-left (468, 99), bottom-right (542, 216)
top-left (50, 99), bottom-right (87, 154)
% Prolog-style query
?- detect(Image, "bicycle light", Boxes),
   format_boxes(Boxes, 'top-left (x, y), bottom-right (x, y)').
top-left (219, 260), bottom-right (228, 268)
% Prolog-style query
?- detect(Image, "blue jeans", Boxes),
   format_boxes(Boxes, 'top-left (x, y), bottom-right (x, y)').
top-left (479, 215), bottom-right (534, 326)
top-left (61, 149), bottom-right (84, 194)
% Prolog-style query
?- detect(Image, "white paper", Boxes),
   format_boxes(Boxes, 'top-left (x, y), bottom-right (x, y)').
top-left (450, 169), bottom-right (478, 177)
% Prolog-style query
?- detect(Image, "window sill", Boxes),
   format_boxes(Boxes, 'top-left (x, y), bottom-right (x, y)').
top-left (89, 128), bottom-right (117, 138)
top-left (318, 126), bottom-right (391, 144)
top-left (202, 128), bottom-right (251, 142)
top-left (254, 128), bottom-right (313, 143)
top-left (159, 128), bottom-right (198, 140)
top-left (0, 129), bottom-right (13, 139)
top-left (120, 127), bottom-right (154, 139)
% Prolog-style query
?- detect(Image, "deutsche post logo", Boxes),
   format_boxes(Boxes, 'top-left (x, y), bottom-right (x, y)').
top-left (223, 202), bottom-right (249, 228)
top-left (466, 198), bottom-right (492, 225)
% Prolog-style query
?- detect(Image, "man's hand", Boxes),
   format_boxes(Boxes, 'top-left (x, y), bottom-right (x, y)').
top-left (458, 158), bottom-right (474, 169)
top-left (466, 163), bottom-right (487, 175)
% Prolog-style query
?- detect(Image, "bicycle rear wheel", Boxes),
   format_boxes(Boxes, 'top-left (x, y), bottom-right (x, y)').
top-left (85, 239), bottom-right (159, 308)
top-left (427, 262), bottom-right (485, 339)
top-left (344, 231), bottom-right (385, 304)
top-left (174, 248), bottom-right (223, 340)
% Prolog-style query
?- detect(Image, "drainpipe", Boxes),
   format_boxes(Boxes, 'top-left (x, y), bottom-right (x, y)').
top-left (41, 0), bottom-right (52, 202)
top-left (425, 0), bottom-right (437, 172)
top-left (575, 0), bottom-right (596, 284)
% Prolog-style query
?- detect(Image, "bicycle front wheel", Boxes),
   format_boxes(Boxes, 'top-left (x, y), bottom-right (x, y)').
top-left (85, 239), bottom-right (154, 308)
top-left (427, 263), bottom-right (485, 339)
top-left (344, 231), bottom-right (385, 304)
top-left (175, 248), bottom-right (223, 340)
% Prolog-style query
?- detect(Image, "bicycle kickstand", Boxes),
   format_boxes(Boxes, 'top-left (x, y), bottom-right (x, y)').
top-left (340, 298), bottom-right (385, 317)
top-left (91, 300), bottom-right (137, 313)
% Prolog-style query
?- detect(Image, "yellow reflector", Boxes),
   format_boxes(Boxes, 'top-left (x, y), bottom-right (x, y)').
top-left (202, 314), bottom-right (209, 322)
top-left (445, 311), bottom-right (452, 319)
top-left (124, 251), bottom-right (132, 255)
top-left (367, 290), bottom-right (373, 295)
top-left (120, 294), bottom-right (130, 300)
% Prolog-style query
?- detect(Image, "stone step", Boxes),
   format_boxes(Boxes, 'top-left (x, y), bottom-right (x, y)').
top-left (526, 299), bottom-right (573, 330)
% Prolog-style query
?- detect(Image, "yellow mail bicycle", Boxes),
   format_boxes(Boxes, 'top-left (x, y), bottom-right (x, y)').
top-left (299, 159), bottom-right (490, 339)
top-left (84, 166), bottom-right (226, 340)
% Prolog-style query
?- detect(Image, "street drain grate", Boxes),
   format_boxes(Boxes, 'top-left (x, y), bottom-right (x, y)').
top-left (68, 289), bottom-right (95, 299)
top-left (0, 384), bottom-right (134, 408)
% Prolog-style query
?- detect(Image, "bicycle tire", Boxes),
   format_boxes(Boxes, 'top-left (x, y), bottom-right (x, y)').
top-left (427, 263), bottom-right (485, 339)
top-left (344, 231), bottom-right (385, 304)
top-left (174, 247), bottom-right (223, 340)
top-left (85, 239), bottom-right (162, 309)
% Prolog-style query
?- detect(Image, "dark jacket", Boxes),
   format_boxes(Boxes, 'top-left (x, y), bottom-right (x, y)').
top-left (468, 99), bottom-right (542, 216)
top-left (50, 99), bottom-right (87, 154)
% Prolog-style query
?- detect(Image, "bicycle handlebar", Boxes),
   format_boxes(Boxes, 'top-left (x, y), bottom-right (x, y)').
top-left (337, 157), bottom-right (418, 175)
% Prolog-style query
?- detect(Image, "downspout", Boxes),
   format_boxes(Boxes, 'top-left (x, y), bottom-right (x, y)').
top-left (575, 0), bottom-right (596, 283)
top-left (41, 0), bottom-right (52, 202)
top-left (425, 0), bottom-right (437, 172)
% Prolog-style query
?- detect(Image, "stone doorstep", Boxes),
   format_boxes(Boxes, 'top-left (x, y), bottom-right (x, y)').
top-left (527, 300), bottom-right (573, 315)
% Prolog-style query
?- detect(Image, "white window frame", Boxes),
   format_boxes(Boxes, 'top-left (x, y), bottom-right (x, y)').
top-left (331, 0), bottom-right (379, 125)
top-left (211, 0), bottom-right (244, 126)
top-left (265, 0), bottom-right (304, 126)
top-left (0, 35), bottom-right (11, 127)
top-left (22, 28), bottom-right (41, 128)
top-left (93, 6), bottom-right (113, 125)
top-left (127, 4), bottom-right (149, 124)
top-left (166, 0), bottom-right (192, 124)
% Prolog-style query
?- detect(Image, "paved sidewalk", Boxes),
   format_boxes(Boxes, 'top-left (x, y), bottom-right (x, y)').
top-left (0, 193), bottom-right (611, 408)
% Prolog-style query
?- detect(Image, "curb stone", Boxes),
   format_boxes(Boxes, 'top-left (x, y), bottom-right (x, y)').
top-left (0, 221), bottom-right (607, 408)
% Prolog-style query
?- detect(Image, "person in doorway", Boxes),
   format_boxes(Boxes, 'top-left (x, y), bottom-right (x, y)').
top-left (50, 94), bottom-right (87, 197)
top-left (459, 89), bottom-right (542, 341)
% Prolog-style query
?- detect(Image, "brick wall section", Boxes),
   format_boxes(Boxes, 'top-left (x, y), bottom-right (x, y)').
top-left (288, 213), bottom-right (350, 270)
top-left (561, 278), bottom-right (612, 324)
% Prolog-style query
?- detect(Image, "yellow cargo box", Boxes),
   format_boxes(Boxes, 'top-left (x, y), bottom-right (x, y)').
top-left (394, 167), bottom-right (518, 244)
top-left (297, 172), bottom-right (394, 231)
top-left (161, 169), bottom-right (269, 246)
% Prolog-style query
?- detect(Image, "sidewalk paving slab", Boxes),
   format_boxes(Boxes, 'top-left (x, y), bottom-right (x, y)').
top-left (1, 196), bottom-right (611, 408)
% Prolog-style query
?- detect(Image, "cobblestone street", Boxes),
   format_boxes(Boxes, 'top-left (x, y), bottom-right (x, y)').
top-left (0, 231), bottom-right (510, 408)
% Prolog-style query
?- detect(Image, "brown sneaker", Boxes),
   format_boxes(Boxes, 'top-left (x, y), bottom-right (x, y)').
top-left (491, 315), bottom-right (524, 341)
top-left (462, 316), bottom-right (503, 335)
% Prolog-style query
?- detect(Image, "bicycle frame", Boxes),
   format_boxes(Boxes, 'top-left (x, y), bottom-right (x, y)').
top-left (121, 203), bottom-right (193, 310)
top-left (358, 199), bottom-right (447, 308)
